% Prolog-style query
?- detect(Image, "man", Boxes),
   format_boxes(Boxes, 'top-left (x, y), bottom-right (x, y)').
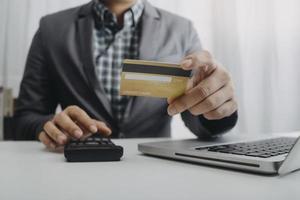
top-left (14, 0), bottom-right (238, 149)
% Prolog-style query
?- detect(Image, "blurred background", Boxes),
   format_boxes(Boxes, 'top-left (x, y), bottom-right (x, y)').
top-left (0, 0), bottom-right (300, 139)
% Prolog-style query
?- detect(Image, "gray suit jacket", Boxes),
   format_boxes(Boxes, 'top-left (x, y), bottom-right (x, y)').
top-left (14, 0), bottom-right (237, 140)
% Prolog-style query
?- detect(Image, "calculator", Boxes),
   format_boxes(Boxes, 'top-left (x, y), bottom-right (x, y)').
top-left (64, 135), bottom-right (123, 162)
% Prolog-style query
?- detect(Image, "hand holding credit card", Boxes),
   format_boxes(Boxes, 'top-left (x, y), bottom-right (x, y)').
top-left (120, 59), bottom-right (191, 98)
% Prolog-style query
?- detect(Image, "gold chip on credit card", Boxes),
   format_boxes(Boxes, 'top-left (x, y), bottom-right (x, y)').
top-left (120, 59), bottom-right (192, 98)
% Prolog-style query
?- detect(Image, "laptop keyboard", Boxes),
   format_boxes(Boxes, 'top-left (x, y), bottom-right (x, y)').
top-left (196, 137), bottom-right (297, 158)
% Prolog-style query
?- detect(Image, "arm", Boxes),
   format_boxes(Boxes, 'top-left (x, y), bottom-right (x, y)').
top-left (181, 110), bottom-right (238, 138)
top-left (14, 19), bottom-right (111, 148)
top-left (176, 21), bottom-right (238, 138)
top-left (14, 22), bottom-right (57, 140)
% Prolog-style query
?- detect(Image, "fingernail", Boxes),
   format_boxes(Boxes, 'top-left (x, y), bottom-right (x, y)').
top-left (58, 135), bottom-right (67, 144)
top-left (80, 133), bottom-right (92, 141)
top-left (168, 106), bottom-right (177, 116)
top-left (74, 130), bottom-right (83, 138)
top-left (181, 59), bottom-right (192, 69)
top-left (102, 123), bottom-right (109, 129)
top-left (89, 125), bottom-right (98, 133)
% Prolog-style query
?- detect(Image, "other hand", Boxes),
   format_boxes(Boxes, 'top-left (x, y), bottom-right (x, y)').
top-left (38, 105), bottom-right (111, 149)
top-left (167, 51), bottom-right (238, 120)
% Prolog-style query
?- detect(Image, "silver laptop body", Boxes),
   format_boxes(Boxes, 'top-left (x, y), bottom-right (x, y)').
top-left (138, 135), bottom-right (300, 175)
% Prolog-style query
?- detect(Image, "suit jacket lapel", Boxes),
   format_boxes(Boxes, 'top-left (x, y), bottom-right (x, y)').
top-left (76, 2), bottom-right (113, 117)
top-left (139, 0), bottom-right (161, 60)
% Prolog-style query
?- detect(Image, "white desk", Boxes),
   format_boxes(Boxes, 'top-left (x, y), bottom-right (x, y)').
top-left (0, 135), bottom-right (300, 200)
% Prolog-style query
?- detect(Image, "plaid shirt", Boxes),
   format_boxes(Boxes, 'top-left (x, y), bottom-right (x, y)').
top-left (92, 0), bottom-right (144, 123)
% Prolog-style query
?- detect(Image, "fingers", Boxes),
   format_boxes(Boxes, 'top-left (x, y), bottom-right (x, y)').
top-left (39, 105), bottom-right (113, 149)
top-left (94, 120), bottom-right (112, 136)
top-left (203, 99), bottom-right (238, 120)
top-left (181, 51), bottom-right (216, 70)
top-left (80, 120), bottom-right (112, 140)
top-left (188, 83), bottom-right (234, 116)
top-left (43, 121), bottom-right (67, 145)
top-left (53, 111), bottom-right (83, 139)
top-left (168, 67), bottom-right (230, 115)
top-left (168, 51), bottom-right (237, 120)
top-left (65, 106), bottom-right (98, 133)
top-left (38, 131), bottom-right (56, 149)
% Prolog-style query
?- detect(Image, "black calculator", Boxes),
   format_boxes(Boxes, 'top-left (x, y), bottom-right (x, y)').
top-left (64, 135), bottom-right (123, 162)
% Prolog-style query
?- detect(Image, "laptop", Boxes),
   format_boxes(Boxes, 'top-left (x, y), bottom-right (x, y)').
top-left (138, 135), bottom-right (300, 175)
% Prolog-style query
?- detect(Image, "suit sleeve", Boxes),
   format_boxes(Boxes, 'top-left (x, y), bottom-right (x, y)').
top-left (180, 20), bottom-right (238, 138)
top-left (14, 20), bottom-right (57, 140)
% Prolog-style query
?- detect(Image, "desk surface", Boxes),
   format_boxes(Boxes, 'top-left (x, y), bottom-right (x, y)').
top-left (1, 135), bottom-right (300, 200)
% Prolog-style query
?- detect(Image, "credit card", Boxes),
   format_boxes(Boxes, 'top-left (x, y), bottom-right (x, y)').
top-left (120, 59), bottom-right (191, 98)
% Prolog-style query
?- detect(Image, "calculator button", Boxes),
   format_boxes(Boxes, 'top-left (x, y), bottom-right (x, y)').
top-left (85, 142), bottom-right (100, 146)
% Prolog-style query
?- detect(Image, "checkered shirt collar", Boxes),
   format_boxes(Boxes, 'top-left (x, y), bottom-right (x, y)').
top-left (93, 0), bottom-right (144, 28)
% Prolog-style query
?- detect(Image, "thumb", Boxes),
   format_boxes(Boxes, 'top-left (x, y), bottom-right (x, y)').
top-left (180, 58), bottom-right (193, 70)
top-left (181, 51), bottom-right (216, 71)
